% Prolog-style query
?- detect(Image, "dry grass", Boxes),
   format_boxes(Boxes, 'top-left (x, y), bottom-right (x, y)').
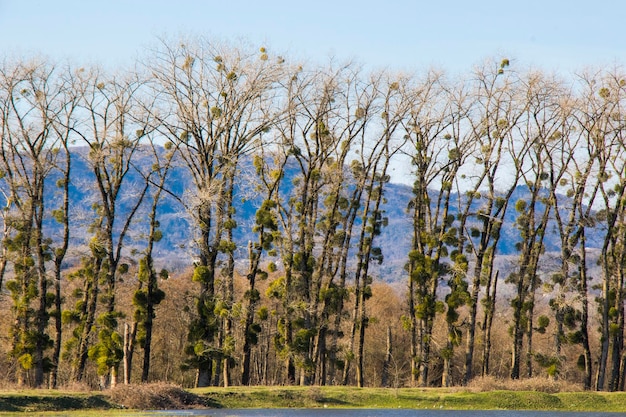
top-left (466, 375), bottom-right (584, 393)
top-left (56, 381), bottom-right (94, 392)
top-left (108, 382), bottom-right (209, 410)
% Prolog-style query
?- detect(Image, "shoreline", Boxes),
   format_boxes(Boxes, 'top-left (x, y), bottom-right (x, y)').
top-left (1, 385), bottom-right (626, 414)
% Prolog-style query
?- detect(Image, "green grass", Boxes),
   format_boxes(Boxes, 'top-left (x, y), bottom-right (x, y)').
top-left (0, 389), bottom-right (114, 413)
top-left (1, 386), bottom-right (626, 415)
top-left (190, 386), bottom-right (626, 412)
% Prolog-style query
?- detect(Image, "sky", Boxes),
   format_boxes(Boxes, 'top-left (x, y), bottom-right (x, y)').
top-left (0, 0), bottom-right (624, 75)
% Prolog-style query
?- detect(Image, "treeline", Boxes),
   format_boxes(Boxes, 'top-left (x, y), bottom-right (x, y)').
top-left (1, 37), bottom-right (626, 391)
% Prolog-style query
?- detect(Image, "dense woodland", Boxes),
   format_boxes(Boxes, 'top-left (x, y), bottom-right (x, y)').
top-left (2, 37), bottom-right (626, 391)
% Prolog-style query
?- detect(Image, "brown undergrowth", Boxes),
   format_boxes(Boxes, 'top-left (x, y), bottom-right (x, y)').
top-left (465, 376), bottom-right (583, 393)
top-left (108, 382), bottom-right (213, 410)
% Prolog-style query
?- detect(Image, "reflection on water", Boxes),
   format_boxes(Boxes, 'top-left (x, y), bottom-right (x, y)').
top-left (146, 409), bottom-right (622, 417)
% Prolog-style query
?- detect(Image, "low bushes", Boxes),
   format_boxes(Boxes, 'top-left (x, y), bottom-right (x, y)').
top-left (109, 383), bottom-right (210, 410)
top-left (466, 376), bottom-right (583, 393)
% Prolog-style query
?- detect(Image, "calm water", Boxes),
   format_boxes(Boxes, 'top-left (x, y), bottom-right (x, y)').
top-left (146, 410), bottom-right (622, 417)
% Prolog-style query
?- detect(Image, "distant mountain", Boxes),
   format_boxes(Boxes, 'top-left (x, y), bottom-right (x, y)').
top-left (14, 148), bottom-right (605, 282)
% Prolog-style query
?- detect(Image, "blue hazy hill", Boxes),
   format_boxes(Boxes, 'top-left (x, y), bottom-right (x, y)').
top-left (19, 148), bottom-right (604, 280)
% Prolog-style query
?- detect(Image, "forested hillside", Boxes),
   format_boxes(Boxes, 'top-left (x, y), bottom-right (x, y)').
top-left (1, 37), bottom-right (625, 391)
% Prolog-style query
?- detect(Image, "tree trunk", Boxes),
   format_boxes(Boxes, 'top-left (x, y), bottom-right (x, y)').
top-left (511, 276), bottom-right (526, 380)
top-left (50, 266), bottom-right (63, 389)
top-left (342, 277), bottom-right (360, 385)
top-left (442, 325), bottom-right (453, 388)
top-left (196, 362), bottom-right (212, 388)
top-left (579, 244), bottom-right (593, 390)
top-left (141, 278), bottom-right (155, 383)
top-left (73, 258), bottom-right (102, 382)
top-left (313, 325), bottom-right (327, 385)
top-left (526, 291), bottom-right (536, 378)
top-left (355, 289), bottom-right (367, 388)
top-left (110, 365), bottom-right (118, 389)
top-left (482, 270), bottom-right (499, 377)
top-left (464, 268), bottom-right (482, 384)
top-left (381, 326), bottom-right (392, 387)
top-left (409, 277), bottom-right (418, 386)
top-left (597, 253), bottom-right (611, 390)
top-left (463, 213), bottom-right (492, 384)
top-left (123, 322), bottom-right (137, 384)
top-left (419, 315), bottom-right (434, 386)
top-left (241, 240), bottom-right (260, 386)
top-left (609, 264), bottom-right (625, 391)
top-left (33, 258), bottom-right (48, 387)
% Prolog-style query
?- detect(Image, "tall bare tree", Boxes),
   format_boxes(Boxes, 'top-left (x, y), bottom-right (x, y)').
top-left (457, 59), bottom-right (529, 383)
top-left (63, 67), bottom-right (148, 387)
top-left (507, 71), bottom-right (571, 380)
top-left (404, 70), bottom-right (460, 386)
top-left (574, 69), bottom-right (626, 391)
top-left (350, 72), bottom-right (411, 387)
top-left (147, 38), bottom-right (282, 386)
top-left (0, 58), bottom-right (70, 386)
top-left (547, 85), bottom-right (597, 387)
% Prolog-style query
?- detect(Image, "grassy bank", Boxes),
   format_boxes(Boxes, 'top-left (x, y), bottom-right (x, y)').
top-left (192, 386), bottom-right (626, 412)
top-left (0, 389), bottom-right (115, 413)
top-left (1, 385), bottom-right (626, 414)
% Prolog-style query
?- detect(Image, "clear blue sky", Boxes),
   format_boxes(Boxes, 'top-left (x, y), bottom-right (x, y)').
top-left (0, 0), bottom-right (624, 74)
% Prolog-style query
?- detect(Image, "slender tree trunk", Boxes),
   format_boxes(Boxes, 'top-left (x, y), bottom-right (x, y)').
top-left (123, 322), bottom-right (138, 384)
top-left (342, 272), bottom-right (361, 385)
top-left (464, 267), bottom-right (482, 384)
top-left (526, 289), bottom-right (536, 378)
top-left (463, 211), bottom-right (492, 384)
top-left (123, 323), bottom-right (130, 384)
top-left (442, 325), bottom-right (453, 388)
top-left (282, 258), bottom-right (296, 385)
top-left (141, 275), bottom-right (155, 383)
top-left (313, 325), bottom-right (327, 385)
top-left (110, 366), bottom-right (118, 388)
top-left (0, 245), bottom-right (6, 293)
top-left (33, 251), bottom-right (48, 387)
top-left (597, 252), bottom-right (612, 390)
top-left (355, 286), bottom-right (367, 388)
top-left (381, 326), bottom-right (392, 387)
top-left (50, 265), bottom-right (63, 388)
top-left (73, 258), bottom-right (102, 382)
top-left (619, 354), bottom-right (626, 391)
top-left (409, 276), bottom-right (418, 386)
top-left (242, 238), bottom-right (263, 386)
top-left (419, 314), bottom-right (434, 386)
top-left (482, 270), bottom-right (499, 377)
top-left (195, 219), bottom-right (217, 387)
top-left (609, 284), bottom-right (624, 391)
top-left (222, 177), bottom-right (236, 387)
top-left (579, 237), bottom-right (593, 390)
top-left (241, 268), bottom-right (255, 386)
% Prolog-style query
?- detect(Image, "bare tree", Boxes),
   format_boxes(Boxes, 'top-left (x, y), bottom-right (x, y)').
top-left (351, 72), bottom-right (411, 387)
top-left (403, 70), bottom-right (460, 386)
top-left (147, 38), bottom-right (283, 387)
top-left (63, 67), bottom-right (148, 387)
top-left (548, 84), bottom-right (598, 388)
top-left (47, 65), bottom-right (80, 388)
top-left (0, 58), bottom-right (69, 386)
top-left (458, 59), bottom-right (529, 383)
top-left (507, 70), bottom-right (572, 380)
top-left (129, 139), bottom-right (176, 384)
top-left (573, 68), bottom-right (626, 391)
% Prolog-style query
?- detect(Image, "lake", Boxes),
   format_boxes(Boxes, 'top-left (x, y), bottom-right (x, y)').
top-left (147, 409), bottom-right (623, 417)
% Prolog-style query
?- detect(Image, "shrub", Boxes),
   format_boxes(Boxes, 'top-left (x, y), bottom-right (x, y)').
top-left (109, 383), bottom-right (208, 410)
top-left (466, 376), bottom-right (583, 393)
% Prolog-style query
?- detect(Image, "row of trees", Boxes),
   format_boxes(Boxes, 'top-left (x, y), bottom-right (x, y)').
top-left (1, 37), bottom-right (626, 391)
